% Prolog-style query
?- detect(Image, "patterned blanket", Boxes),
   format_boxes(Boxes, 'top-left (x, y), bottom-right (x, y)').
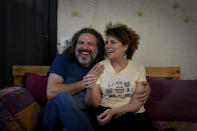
top-left (153, 121), bottom-right (197, 131)
top-left (0, 87), bottom-right (42, 131)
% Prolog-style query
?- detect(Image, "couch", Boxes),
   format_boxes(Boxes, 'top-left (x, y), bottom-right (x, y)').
top-left (0, 65), bottom-right (197, 131)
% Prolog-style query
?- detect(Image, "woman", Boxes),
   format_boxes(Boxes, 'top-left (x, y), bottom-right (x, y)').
top-left (84, 23), bottom-right (156, 131)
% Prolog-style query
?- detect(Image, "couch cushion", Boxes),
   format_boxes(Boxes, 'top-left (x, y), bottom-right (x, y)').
top-left (145, 77), bottom-right (197, 121)
top-left (0, 87), bottom-right (42, 130)
top-left (25, 72), bottom-right (48, 107)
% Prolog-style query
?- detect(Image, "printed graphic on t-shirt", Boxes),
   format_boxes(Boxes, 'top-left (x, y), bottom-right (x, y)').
top-left (104, 81), bottom-right (134, 98)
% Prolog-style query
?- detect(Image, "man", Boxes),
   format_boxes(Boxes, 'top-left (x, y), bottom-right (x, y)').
top-left (42, 28), bottom-right (151, 131)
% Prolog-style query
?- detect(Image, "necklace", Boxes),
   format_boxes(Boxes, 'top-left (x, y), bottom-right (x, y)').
top-left (117, 66), bottom-right (121, 72)
top-left (111, 59), bottom-right (129, 73)
top-left (115, 65), bottom-right (124, 73)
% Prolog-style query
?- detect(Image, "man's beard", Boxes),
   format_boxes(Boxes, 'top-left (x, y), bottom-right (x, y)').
top-left (75, 48), bottom-right (98, 65)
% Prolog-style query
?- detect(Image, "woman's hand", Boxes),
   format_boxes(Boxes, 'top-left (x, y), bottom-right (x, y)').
top-left (83, 63), bottom-right (104, 89)
top-left (97, 109), bottom-right (115, 126)
top-left (83, 74), bottom-right (97, 89)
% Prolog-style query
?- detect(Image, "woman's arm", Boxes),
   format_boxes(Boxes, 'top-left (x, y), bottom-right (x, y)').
top-left (85, 83), bottom-right (102, 108)
top-left (134, 65), bottom-right (151, 104)
top-left (84, 63), bottom-right (104, 108)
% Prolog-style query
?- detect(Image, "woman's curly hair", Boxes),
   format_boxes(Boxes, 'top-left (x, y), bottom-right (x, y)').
top-left (105, 23), bottom-right (140, 59)
top-left (64, 28), bottom-right (105, 66)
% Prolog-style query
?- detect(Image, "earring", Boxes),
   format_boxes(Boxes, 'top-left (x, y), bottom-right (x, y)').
top-left (124, 53), bottom-right (127, 59)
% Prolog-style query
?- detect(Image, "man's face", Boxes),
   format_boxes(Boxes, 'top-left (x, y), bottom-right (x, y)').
top-left (75, 33), bottom-right (98, 67)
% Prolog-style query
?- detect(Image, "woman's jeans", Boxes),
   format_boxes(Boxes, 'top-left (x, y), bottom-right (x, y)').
top-left (42, 93), bottom-right (94, 131)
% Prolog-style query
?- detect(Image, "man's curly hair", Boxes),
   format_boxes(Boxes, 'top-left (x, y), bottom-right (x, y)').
top-left (105, 23), bottom-right (140, 59)
top-left (64, 28), bottom-right (105, 66)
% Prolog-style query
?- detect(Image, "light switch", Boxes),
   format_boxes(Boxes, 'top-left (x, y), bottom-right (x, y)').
top-left (61, 37), bottom-right (70, 47)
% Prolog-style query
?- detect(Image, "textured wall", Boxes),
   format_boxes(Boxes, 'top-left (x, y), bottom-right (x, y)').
top-left (57, 0), bottom-right (197, 79)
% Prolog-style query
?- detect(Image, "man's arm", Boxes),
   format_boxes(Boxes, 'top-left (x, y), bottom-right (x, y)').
top-left (133, 81), bottom-right (151, 104)
top-left (47, 73), bottom-right (85, 100)
top-left (47, 63), bottom-right (105, 100)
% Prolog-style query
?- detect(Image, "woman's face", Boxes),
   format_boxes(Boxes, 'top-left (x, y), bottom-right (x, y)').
top-left (105, 35), bottom-right (127, 60)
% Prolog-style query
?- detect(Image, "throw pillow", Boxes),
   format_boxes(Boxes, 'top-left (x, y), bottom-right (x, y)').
top-left (145, 76), bottom-right (197, 122)
top-left (24, 72), bottom-right (48, 107)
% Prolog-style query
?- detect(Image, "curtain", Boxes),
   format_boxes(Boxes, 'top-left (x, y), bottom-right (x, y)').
top-left (0, 0), bottom-right (57, 88)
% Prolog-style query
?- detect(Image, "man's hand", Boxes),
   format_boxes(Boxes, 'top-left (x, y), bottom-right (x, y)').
top-left (83, 63), bottom-right (104, 89)
top-left (133, 81), bottom-right (151, 104)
